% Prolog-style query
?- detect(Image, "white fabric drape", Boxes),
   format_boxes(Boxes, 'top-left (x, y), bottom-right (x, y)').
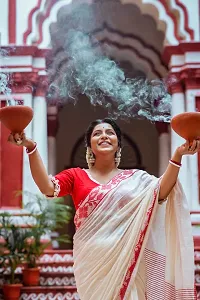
top-left (73, 170), bottom-right (196, 300)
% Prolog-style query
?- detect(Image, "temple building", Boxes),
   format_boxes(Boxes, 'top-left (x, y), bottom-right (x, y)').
top-left (0, 0), bottom-right (200, 298)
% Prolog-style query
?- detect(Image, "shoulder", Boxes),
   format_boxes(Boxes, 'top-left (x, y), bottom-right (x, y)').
top-left (57, 167), bottom-right (86, 178)
top-left (129, 169), bottom-right (154, 180)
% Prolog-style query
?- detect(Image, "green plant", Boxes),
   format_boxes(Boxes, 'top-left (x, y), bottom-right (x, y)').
top-left (0, 213), bottom-right (27, 284)
top-left (23, 194), bottom-right (73, 268)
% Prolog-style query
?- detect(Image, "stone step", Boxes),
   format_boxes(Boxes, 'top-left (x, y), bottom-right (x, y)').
top-left (39, 272), bottom-right (76, 286)
top-left (20, 286), bottom-right (80, 300)
top-left (0, 286), bottom-right (80, 300)
top-left (0, 271), bottom-right (76, 287)
top-left (39, 250), bottom-right (74, 264)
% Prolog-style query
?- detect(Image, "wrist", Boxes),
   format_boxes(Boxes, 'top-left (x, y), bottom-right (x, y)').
top-left (172, 149), bottom-right (183, 163)
top-left (25, 140), bottom-right (36, 151)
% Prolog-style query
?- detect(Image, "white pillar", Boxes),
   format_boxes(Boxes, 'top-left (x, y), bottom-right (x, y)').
top-left (171, 91), bottom-right (191, 205)
top-left (33, 96), bottom-right (48, 169)
top-left (47, 106), bottom-right (58, 175)
top-left (185, 88), bottom-right (200, 210)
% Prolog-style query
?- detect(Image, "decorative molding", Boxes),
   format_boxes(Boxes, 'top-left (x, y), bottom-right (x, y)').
top-left (163, 42), bottom-right (200, 66)
top-left (23, 0), bottom-right (194, 47)
top-left (121, 0), bottom-right (193, 43)
top-left (0, 265), bottom-right (74, 274)
top-left (39, 266), bottom-right (74, 273)
top-left (174, 0), bottom-right (194, 40)
top-left (40, 276), bottom-right (76, 286)
top-left (8, 72), bottom-right (48, 95)
top-left (39, 253), bottom-right (74, 263)
top-left (23, 0), bottom-right (44, 44)
top-left (20, 292), bottom-right (80, 300)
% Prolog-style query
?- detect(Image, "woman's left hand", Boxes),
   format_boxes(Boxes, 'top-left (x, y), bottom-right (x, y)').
top-left (176, 139), bottom-right (200, 156)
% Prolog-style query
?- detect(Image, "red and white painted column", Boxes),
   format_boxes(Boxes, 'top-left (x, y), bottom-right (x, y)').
top-left (0, 46), bottom-right (48, 210)
top-left (163, 43), bottom-right (200, 210)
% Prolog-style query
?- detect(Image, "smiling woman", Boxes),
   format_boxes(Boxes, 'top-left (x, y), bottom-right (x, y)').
top-left (8, 118), bottom-right (198, 299)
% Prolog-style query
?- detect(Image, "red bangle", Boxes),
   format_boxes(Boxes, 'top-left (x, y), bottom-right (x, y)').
top-left (169, 159), bottom-right (182, 167)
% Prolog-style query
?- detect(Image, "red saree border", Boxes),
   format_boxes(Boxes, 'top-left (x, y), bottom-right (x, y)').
top-left (144, 248), bottom-right (197, 300)
top-left (119, 183), bottom-right (159, 299)
top-left (74, 169), bottom-right (138, 230)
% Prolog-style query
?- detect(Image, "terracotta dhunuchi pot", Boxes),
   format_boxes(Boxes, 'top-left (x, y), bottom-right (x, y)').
top-left (171, 112), bottom-right (200, 141)
top-left (0, 105), bottom-right (33, 133)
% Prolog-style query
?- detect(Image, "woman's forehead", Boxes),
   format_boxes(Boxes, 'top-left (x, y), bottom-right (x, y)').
top-left (93, 123), bottom-right (114, 131)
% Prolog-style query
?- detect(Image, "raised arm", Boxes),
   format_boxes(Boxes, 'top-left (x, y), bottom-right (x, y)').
top-left (8, 133), bottom-right (55, 196)
top-left (158, 139), bottom-right (200, 200)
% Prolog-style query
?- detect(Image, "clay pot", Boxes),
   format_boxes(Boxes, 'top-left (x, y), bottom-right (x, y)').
top-left (0, 105), bottom-right (33, 133)
top-left (22, 267), bottom-right (40, 286)
top-left (171, 112), bottom-right (200, 141)
top-left (3, 283), bottom-right (22, 300)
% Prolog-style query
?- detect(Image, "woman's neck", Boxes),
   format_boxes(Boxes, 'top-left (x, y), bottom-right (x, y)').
top-left (91, 157), bottom-right (117, 174)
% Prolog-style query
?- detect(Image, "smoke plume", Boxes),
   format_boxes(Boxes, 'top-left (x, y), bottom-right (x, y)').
top-left (0, 49), bottom-right (14, 105)
top-left (48, 29), bottom-right (172, 122)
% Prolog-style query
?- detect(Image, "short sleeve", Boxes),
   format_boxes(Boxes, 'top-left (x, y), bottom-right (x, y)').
top-left (48, 169), bottom-right (74, 197)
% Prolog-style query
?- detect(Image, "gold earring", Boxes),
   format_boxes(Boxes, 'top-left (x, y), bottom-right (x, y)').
top-left (86, 147), bottom-right (95, 168)
top-left (115, 148), bottom-right (121, 167)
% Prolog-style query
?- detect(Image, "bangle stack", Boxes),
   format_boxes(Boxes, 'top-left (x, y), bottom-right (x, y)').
top-left (169, 159), bottom-right (182, 168)
top-left (26, 142), bottom-right (37, 155)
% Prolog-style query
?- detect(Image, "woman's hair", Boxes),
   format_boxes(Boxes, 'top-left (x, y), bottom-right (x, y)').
top-left (85, 118), bottom-right (122, 148)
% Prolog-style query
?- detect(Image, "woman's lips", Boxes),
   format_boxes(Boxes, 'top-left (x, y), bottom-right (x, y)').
top-left (98, 141), bottom-right (111, 146)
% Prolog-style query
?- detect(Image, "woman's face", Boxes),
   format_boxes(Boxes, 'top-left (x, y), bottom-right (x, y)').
top-left (90, 123), bottom-right (119, 156)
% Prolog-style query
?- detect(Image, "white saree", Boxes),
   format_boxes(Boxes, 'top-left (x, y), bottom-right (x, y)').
top-left (73, 169), bottom-right (196, 300)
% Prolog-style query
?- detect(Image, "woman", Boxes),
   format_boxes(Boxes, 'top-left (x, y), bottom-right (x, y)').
top-left (9, 118), bottom-right (198, 299)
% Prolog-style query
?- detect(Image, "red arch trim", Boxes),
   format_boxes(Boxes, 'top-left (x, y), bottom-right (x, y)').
top-left (36, 0), bottom-right (57, 45)
top-left (158, 0), bottom-right (183, 41)
top-left (175, 0), bottom-right (194, 40)
top-left (24, 0), bottom-right (194, 46)
top-left (23, 0), bottom-right (43, 44)
top-left (159, 0), bottom-right (194, 41)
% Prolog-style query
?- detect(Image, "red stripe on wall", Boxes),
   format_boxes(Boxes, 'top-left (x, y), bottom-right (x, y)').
top-left (8, 0), bottom-right (16, 44)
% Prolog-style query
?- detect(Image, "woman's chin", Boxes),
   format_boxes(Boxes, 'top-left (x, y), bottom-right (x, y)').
top-left (96, 147), bottom-right (115, 155)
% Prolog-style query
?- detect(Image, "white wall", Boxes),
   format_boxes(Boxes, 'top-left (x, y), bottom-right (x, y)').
top-left (0, 0), bottom-right (8, 45)
top-left (180, 0), bottom-right (200, 41)
top-left (16, 0), bottom-right (38, 45)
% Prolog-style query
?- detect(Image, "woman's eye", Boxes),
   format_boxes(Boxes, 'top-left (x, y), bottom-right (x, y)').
top-left (107, 131), bottom-right (114, 135)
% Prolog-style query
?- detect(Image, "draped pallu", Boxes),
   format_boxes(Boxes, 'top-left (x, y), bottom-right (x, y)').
top-left (73, 170), bottom-right (196, 300)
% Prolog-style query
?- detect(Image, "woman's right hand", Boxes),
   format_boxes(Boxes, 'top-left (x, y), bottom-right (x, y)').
top-left (8, 132), bottom-right (35, 150)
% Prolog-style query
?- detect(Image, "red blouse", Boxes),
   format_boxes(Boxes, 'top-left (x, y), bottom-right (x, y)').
top-left (52, 167), bottom-right (99, 209)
